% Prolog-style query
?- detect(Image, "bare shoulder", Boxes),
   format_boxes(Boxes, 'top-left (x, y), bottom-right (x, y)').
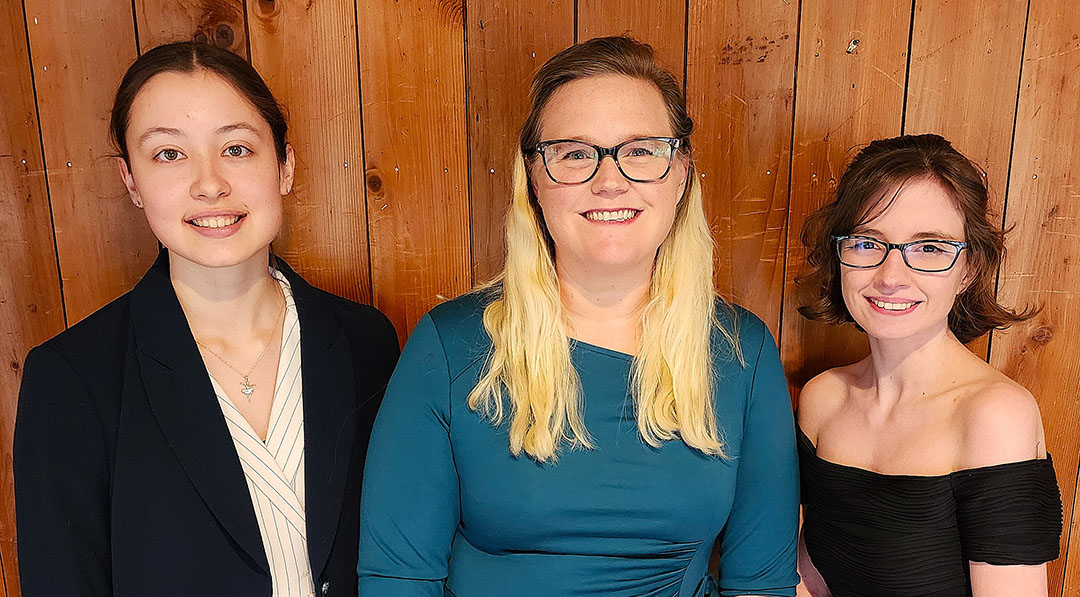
top-left (797, 363), bottom-right (861, 441)
top-left (957, 370), bottom-right (1047, 469)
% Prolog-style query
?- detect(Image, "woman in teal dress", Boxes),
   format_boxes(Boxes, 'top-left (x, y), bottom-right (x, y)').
top-left (358, 36), bottom-right (798, 597)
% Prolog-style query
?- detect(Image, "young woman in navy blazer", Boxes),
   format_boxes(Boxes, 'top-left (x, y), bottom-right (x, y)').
top-left (13, 42), bottom-right (398, 596)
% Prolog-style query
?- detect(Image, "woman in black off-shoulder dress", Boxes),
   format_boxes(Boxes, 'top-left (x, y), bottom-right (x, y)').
top-left (794, 134), bottom-right (1062, 597)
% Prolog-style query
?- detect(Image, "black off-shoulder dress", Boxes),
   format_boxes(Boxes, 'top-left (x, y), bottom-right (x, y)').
top-left (798, 427), bottom-right (1062, 597)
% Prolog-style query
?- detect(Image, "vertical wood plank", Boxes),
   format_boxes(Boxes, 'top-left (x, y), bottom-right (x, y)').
top-left (246, 0), bottom-right (372, 304)
top-left (780, 1), bottom-right (913, 392)
top-left (135, 0), bottom-right (248, 57)
top-left (22, 0), bottom-right (158, 324)
top-left (904, 0), bottom-right (1028, 360)
top-left (0, 3), bottom-right (67, 594)
top-left (466, 0), bottom-right (575, 283)
top-left (990, 2), bottom-right (1080, 592)
top-left (358, 0), bottom-right (472, 342)
top-left (577, 0), bottom-right (686, 82)
top-left (686, 0), bottom-right (799, 336)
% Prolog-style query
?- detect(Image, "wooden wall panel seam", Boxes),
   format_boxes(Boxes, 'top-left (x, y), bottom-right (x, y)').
top-left (777, 0), bottom-right (806, 350)
top-left (21, 1), bottom-right (69, 329)
top-left (680, 0), bottom-right (689, 89)
top-left (462, 0), bottom-right (475, 287)
top-left (986, 0), bottom-right (1033, 362)
top-left (130, 0), bottom-right (142, 51)
top-left (352, 0), bottom-right (376, 305)
top-left (897, 0), bottom-right (916, 134)
top-left (1063, 462), bottom-right (1080, 597)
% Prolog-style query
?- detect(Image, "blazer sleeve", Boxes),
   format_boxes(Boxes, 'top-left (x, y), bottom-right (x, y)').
top-left (14, 344), bottom-right (113, 595)
top-left (357, 314), bottom-right (459, 596)
top-left (715, 323), bottom-right (800, 596)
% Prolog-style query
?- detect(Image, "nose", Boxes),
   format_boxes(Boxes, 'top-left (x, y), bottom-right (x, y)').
top-left (589, 154), bottom-right (629, 196)
top-left (872, 247), bottom-right (910, 291)
top-left (190, 158), bottom-right (230, 201)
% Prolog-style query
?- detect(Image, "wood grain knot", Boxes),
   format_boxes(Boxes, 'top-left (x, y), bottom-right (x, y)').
top-left (433, 0), bottom-right (464, 27)
top-left (366, 171), bottom-right (384, 197)
top-left (10, 360), bottom-right (19, 372)
top-left (216, 24), bottom-right (234, 48)
top-left (1030, 326), bottom-right (1054, 346)
top-left (254, 0), bottom-right (282, 22)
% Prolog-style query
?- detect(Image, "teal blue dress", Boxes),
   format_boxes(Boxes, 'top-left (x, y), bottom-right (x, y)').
top-left (358, 292), bottom-right (798, 596)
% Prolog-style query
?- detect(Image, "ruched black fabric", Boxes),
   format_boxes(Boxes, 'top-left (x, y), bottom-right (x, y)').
top-left (798, 426), bottom-right (1062, 597)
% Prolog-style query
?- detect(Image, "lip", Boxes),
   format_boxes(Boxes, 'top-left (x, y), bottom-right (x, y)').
top-left (864, 295), bottom-right (921, 315)
top-left (186, 211), bottom-right (247, 238)
top-left (579, 208), bottom-right (642, 224)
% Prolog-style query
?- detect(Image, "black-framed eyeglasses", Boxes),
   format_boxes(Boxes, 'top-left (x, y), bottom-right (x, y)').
top-left (833, 235), bottom-right (968, 272)
top-left (532, 137), bottom-right (682, 184)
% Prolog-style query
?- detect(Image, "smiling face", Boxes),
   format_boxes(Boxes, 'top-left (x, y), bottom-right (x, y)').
top-left (530, 74), bottom-right (687, 277)
top-left (841, 177), bottom-right (971, 342)
top-left (118, 70), bottom-right (294, 271)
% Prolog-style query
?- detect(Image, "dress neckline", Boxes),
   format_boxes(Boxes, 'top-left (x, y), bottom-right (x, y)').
top-left (797, 424), bottom-right (1052, 480)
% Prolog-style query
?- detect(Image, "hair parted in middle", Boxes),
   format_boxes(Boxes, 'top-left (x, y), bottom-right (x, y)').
top-left (467, 36), bottom-right (742, 463)
top-left (798, 133), bottom-right (1036, 343)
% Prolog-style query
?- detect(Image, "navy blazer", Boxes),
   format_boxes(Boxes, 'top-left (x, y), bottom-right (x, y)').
top-left (13, 250), bottom-right (399, 596)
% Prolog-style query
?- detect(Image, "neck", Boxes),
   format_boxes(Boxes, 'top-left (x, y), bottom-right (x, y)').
top-left (556, 258), bottom-right (652, 353)
top-left (863, 322), bottom-right (968, 404)
top-left (169, 250), bottom-right (282, 341)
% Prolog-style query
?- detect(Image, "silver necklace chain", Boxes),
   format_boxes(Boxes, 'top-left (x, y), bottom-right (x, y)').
top-left (195, 289), bottom-right (287, 401)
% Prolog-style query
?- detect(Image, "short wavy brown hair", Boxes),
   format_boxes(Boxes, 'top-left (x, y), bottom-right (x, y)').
top-left (798, 134), bottom-right (1035, 344)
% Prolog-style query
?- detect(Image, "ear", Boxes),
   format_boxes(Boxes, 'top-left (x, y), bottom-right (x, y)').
top-left (117, 157), bottom-right (143, 208)
top-left (958, 263), bottom-right (975, 295)
top-left (279, 143), bottom-right (296, 196)
top-left (674, 154), bottom-right (690, 199)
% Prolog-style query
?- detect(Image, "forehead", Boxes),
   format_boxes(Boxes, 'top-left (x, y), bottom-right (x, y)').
top-left (857, 177), bottom-right (966, 239)
top-left (127, 70), bottom-right (266, 135)
top-left (538, 74), bottom-right (672, 143)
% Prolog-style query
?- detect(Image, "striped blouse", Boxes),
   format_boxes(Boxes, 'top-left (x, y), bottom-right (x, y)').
top-left (208, 271), bottom-right (315, 597)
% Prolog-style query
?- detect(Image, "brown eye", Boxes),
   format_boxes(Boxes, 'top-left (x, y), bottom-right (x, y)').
top-left (224, 145), bottom-right (251, 157)
top-left (155, 148), bottom-right (183, 162)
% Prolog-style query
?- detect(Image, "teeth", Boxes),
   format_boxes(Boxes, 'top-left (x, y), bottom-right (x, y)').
top-left (870, 298), bottom-right (916, 311)
top-left (191, 215), bottom-right (241, 229)
top-left (584, 209), bottom-right (638, 222)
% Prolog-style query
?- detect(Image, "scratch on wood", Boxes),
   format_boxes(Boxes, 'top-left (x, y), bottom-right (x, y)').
top-left (913, 26), bottom-right (976, 62)
top-left (1027, 46), bottom-right (1080, 62)
top-left (872, 65), bottom-right (903, 90)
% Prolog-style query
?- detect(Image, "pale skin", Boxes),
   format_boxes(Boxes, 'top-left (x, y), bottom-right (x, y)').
top-left (118, 70), bottom-right (296, 440)
top-left (531, 74), bottom-right (687, 357)
top-left (796, 178), bottom-right (1048, 596)
top-left (531, 73), bottom-right (768, 597)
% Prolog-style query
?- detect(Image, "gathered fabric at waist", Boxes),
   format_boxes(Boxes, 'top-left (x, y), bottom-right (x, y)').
top-left (445, 530), bottom-right (711, 597)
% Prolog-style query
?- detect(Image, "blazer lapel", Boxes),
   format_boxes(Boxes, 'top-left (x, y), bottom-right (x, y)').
top-left (129, 252), bottom-right (270, 574)
top-left (281, 265), bottom-right (357, 580)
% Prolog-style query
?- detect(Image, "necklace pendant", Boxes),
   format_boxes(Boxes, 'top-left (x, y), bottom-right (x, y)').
top-left (240, 376), bottom-right (255, 398)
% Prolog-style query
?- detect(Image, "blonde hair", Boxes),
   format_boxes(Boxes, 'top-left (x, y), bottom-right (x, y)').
top-left (467, 36), bottom-right (742, 462)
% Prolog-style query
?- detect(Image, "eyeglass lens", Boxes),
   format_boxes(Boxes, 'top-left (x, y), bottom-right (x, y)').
top-left (837, 237), bottom-right (961, 271)
top-left (540, 139), bottom-right (674, 184)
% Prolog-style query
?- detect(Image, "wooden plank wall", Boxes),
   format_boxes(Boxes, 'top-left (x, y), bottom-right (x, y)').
top-left (1, 1), bottom-right (1077, 593)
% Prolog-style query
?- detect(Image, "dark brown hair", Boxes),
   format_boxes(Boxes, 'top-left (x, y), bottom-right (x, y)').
top-left (110, 42), bottom-right (288, 162)
top-left (798, 133), bottom-right (1035, 343)
top-left (519, 36), bottom-right (693, 250)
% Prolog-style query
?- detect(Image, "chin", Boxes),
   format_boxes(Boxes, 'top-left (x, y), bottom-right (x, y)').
top-left (166, 244), bottom-right (270, 271)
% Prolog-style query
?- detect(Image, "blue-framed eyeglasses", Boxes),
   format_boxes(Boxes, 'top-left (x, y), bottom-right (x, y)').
top-left (833, 235), bottom-right (967, 273)
top-left (532, 137), bottom-right (682, 184)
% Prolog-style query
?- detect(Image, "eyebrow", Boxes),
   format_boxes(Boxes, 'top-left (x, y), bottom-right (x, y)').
top-left (137, 127), bottom-right (183, 145)
top-left (852, 227), bottom-right (963, 241)
top-left (135, 122), bottom-right (263, 146)
top-left (216, 122), bottom-right (263, 136)
top-left (553, 133), bottom-right (670, 145)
